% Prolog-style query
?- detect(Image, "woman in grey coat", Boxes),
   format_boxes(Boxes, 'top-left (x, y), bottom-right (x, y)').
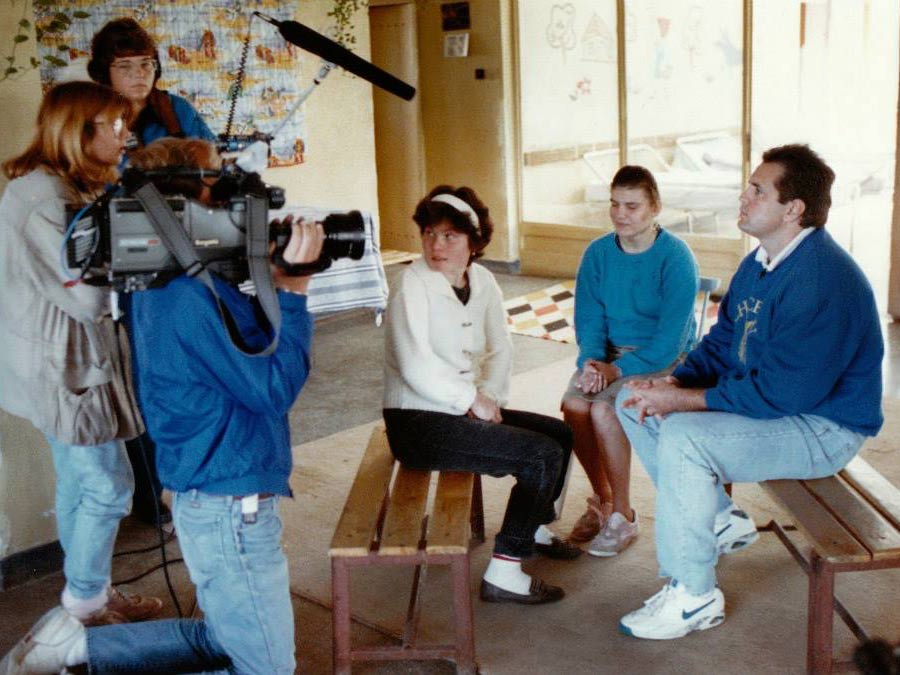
top-left (0, 81), bottom-right (161, 626)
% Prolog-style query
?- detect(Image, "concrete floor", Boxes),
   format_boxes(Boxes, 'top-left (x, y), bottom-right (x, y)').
top-left (1, 262), bottom-right (899, 673)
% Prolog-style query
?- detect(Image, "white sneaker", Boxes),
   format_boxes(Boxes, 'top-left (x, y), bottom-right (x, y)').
top-left (587, 511), bottom-right (639, 557)
top-left (715, 507), bottom-right (759, 556)
top-left (619, 579), bottom-right (725, 640)
top-left (0, 606), bottom-right (84, 674)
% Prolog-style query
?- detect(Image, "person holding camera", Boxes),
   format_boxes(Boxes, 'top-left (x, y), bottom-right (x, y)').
top-left (383, 185), bottom-right (578, 607)
top-left (2, 137), bottom-right (325, 674)
top-left (88, 18), bottom-right (216, 525)
top-left (0, 82), bottom-right (163, 630)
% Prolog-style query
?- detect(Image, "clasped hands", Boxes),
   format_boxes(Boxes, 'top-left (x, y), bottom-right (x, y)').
top-left (575, 359), bottom-right (621, 394)
top-left (468, 391), bottom-right (502, 423)
top-left (621, 375), bottom-right (686, 423)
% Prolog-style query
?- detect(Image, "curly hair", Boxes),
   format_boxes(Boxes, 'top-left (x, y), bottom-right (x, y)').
top-left (412, 185), bottom-right (493, 261)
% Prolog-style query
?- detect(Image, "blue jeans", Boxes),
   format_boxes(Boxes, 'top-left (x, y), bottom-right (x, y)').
top-left (615, 392), bottom-right (864, 595)
top-left (383, 408), bottom-right (573, 558)
top-left (46, 436), bottom-right (133, 601)
top-left (86, 491), bottom-right (295, 674)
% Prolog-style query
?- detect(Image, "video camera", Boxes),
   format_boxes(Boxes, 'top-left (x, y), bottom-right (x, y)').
top-left (65, 165), bottom-right (366, 292)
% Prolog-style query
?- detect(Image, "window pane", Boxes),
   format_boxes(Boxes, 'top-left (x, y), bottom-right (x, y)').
top-left (615, 0), bottom-right (743, 239)
top-left (518, 0), bottom-right (618, 227)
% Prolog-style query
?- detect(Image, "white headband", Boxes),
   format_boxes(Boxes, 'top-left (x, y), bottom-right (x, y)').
top-left (431, 194), bottom-right (480, 233)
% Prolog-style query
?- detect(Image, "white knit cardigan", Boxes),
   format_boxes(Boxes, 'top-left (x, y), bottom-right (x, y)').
top-left (383, 258), bottom-right (512, 414)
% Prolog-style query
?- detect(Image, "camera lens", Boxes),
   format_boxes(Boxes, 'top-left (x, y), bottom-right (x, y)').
top-left (321, 211), bottom-right (366, 261)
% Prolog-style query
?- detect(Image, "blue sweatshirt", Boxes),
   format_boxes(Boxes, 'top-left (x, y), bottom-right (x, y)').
top-left (674, 228), bottom-right (883, 436)
top-left (575, 229), bottom-right (699, 376)
top-left (130, 274), bottom-right (313, 495)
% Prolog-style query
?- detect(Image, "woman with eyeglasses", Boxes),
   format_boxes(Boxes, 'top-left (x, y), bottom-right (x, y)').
top-left (87, 18), bottom-right (215, 526)
top-left (382, 186), bottom-right (579, 606)
top-left (0, 81), bottom-right (163, 627)
top-left (88, 18), bottom-right (215, 148)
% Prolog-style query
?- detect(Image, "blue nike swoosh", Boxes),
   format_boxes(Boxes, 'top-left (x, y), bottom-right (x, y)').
top-left (682, 598), bottom-right (716, 620)
top-left (715, 523), bottom-right (731, 538)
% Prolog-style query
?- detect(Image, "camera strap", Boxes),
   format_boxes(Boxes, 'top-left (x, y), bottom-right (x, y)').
top-left (129, 180), bottom-right (282, 357)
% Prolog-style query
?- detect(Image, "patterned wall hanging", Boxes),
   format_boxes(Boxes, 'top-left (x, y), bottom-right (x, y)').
top-left (35, 0), bottom-right (308, 166)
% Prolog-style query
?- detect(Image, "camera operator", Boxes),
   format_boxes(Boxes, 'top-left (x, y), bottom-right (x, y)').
top-left (88, 17), bottom-right (217, 526)
top-left (0, 82), bottom-right (163, 628)
top-left (2, 137), bottom-right (324, 674)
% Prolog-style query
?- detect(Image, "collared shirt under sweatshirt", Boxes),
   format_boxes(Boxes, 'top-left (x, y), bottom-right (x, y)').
top-left (674, 227), bottom-right (883, 436)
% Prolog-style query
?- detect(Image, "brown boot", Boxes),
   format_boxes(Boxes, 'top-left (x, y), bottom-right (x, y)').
top-left (105, 587), bottom-right (164, 622)
top-left (81, 607), bottom-right (128, 626)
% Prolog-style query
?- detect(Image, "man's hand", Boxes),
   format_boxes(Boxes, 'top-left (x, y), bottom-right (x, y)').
top-left (468, 392), bottom-right (502, 423)
top-left (576, 360), bottom-right (621, 394)
top-left (621, 376), bottom-right (705, 423)
top-left (272, 215), bottom-right (325, 295)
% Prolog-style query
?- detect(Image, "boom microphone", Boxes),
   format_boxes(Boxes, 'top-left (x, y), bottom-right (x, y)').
top-left (254, 12), bottom-right (416, 101)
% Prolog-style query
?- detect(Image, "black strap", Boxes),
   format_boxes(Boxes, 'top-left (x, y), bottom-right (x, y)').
top-left (128, 178), bottom-right (281, 357)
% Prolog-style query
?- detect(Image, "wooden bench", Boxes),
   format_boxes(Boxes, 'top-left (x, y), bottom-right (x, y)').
top-left (761, 456), bottom-right (900, 673)
top-left (329, 425), bottom-right (485, 674)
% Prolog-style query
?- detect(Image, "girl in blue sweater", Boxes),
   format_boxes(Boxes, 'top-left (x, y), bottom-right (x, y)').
top-left (562, 166), bottom-right (698, 556)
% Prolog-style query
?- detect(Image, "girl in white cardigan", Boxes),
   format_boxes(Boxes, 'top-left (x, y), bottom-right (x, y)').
top-left (383, 185), bottom-right (578, 605)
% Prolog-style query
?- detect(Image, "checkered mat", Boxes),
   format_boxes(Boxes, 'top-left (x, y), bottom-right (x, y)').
top-left (504, 281), bottom-right (719, 344)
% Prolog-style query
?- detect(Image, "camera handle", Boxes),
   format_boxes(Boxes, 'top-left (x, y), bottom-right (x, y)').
top-left (126, 175), bottom-right (282, 358)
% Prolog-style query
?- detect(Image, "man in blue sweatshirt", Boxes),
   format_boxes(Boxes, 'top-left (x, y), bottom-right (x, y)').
top-left (2, 209), bottom-right (324, 674)
top-left (613, 144), bottom-right (883, 641)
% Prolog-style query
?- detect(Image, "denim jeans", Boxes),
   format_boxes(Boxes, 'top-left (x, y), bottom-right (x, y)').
top-left (86, 491), bottom-right (295, 675)
top-left (383, 408), bottom-right (573, 558)
top-left (615, 391), bottom-right (864, 595)
top-left (46, 436), bottom-right (133, 601)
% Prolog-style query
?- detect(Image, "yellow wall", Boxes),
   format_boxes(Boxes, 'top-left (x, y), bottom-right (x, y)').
top-left (416, 0), bottom-right (517, 261)
top-left (0, 0), bottom-right (379, 560)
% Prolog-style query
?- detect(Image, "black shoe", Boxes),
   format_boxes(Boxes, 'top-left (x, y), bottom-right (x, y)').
top-left (131, 499), bottom-right (172, 526)
top-left (480, 578), bottom-right (565, 605)
top-left (534, 536), bottom-right (582, 560)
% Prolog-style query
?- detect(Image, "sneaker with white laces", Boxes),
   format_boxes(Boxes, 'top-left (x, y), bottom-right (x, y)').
top-left (587, 511), bottom-right (638, 557)
top-left (715, 507), bottom-right (759, 556)
top-left (0, 606), bottom-right (85, 674)
top-left (619, 579), bottom-right (725, 640)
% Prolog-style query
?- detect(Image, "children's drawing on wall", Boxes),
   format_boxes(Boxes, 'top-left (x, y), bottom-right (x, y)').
top-left (653, 16), bottom-right (674, 79)
top-left (682, 5), bottom-right (704, 69)
top-left (33, 0), bottom-right (308, 167)
top-left (546, 4), bottom-right (577, 64)
top-left (580, 13), bottom-right (615, 63)
top-left (568, 76), bottom-right (591, 101)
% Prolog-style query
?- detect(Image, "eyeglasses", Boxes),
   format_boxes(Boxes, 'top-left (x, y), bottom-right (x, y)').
top-left (91, 117), bottom-right (126, 137)
top-left (110, 58), bottom-right (157, 77)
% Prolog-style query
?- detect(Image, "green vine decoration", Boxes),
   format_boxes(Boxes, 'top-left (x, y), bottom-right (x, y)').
top-left (328, 0), bottom-right (367, 48)
top-left (2, 0), bottom-right (91, 83)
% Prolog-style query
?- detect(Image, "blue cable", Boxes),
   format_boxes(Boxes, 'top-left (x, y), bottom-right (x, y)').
top-left (59, 203), bottom-right (94, 280)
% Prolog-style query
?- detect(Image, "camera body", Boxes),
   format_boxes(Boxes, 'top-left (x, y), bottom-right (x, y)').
top-left (66, 167), bottom-right (365, 292)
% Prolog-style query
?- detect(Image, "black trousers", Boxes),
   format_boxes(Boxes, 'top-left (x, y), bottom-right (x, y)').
top-left (383, 408), bottom-right (573, 558)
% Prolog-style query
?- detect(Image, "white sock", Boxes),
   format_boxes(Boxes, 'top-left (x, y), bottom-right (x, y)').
top-left (65, 633), bottom-right (89, 667)
top-left (534, 524), bottom-right (555, 545)
top-left (483, 554), bottom-right (531, 594)
top-left (61, 585), bottom-right (107, 620)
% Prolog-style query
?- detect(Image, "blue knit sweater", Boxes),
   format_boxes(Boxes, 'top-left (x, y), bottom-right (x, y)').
top-left (675, 228), bottom-right (883, 436)
top-left (130, 274), bottom-right (313, 495)
top-left (575, 229), bottom-right (699, 376)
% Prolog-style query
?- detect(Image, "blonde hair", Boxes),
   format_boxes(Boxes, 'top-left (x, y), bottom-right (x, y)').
top-left (128, 137), bottom-right (221, 172)
top-left (2, 81), bottom-right (131, 200)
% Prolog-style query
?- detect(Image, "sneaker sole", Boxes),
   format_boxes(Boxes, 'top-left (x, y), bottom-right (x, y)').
top-left (587, 534), bottom-right (637, 558)
top-left (717, 529), bottom-right (759, 556)
top-left (619, 612), bottom-right (725, 640)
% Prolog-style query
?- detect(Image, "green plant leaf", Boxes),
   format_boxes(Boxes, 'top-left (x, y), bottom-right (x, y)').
top-left (5, 68), bottom-right (17, 75)
top-left (13, 35), bottom-right (28, 43)
top-left (19, 19), bottom-right (31, 28)
top-left (72, 11), bottom-right (91, 19)
top-left (30, 57), bottom-right (40, 67)
top-left (53, 12), bottom-right (72, 25)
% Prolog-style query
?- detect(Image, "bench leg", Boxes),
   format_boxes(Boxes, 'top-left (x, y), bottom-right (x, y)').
top-left (471, 475), bottom-right (486, 544)
top-left (332, 557), bottom-right (353, 675)
top-left (451, 555), bottom-right (477, 674)
top-left (807, 552), bottom-right (835, 674)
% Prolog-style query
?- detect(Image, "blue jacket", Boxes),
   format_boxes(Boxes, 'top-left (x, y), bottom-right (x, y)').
top-left (130, 275), bottom-right (313, 495)
top-left (574, 229), bottom-right (698, 375)
top-left (675, 228), bottom-right (883, 436)
top-left (139, 92), bottom-right (215, 145)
